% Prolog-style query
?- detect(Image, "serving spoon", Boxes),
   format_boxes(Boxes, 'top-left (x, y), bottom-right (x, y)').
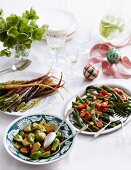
top-left (50, 124), bottom-right (89, 157)
top-left (0, 59), bottom-right (31, 74)
top-left (43, 109), bottom-right (73, 148)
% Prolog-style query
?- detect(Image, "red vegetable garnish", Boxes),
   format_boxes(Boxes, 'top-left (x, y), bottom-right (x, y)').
top-left (80, 110), bottom-right (86, 117)
top-left (95, 102), bottom-right (108, 112)
top-left (84, 112), bottom-right (92, 120)
top-left (76, 104), bottom-right (88, 110)
top-left (114, 88), bottom-right (121, 95)
top-left (96, 120), bottom-right (103, 128)
top-left (101, 89), bottom-right (109, 95)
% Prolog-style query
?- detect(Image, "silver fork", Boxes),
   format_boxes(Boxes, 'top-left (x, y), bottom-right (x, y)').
top-left (94, 113), bottom-right (128, 138)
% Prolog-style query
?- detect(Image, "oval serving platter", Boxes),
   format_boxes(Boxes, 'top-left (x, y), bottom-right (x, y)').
top-left (0, 71), bottom-right (58, 116)
top-left (65, 83), bottom-right (131, 135)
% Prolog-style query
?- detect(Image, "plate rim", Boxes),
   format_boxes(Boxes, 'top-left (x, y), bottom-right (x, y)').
top-left (64, 83), bottom-right (131, 135)
top-left (45, 9), bottom-right (78, 34)
top-left (3, 113), bottom-right (76, 165)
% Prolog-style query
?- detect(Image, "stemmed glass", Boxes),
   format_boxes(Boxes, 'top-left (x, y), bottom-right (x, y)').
top-left (46, 32), bottom-right (66, 68)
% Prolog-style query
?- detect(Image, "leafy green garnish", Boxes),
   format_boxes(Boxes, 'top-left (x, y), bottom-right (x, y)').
top-left (0, 9), bottom-right (3, 16)
top-left (22, 7), bottom-right (39, 20)
top-left (0, 49), bottom-right (11, 57)
top-left (0, 8), bottom-right (48, 57)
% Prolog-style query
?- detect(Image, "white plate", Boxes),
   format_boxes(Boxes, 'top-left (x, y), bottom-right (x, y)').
top-left (41, 9), bottom-right (78, 36)
top-left (65, 83), bottom-right (131, 135)
top-left (0, 71), bottom-right (57, 116)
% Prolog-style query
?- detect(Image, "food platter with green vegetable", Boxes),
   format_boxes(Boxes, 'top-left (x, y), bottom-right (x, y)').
top-left (4, 114), bottom-right (75, 164)
top-left (65, 84), bottom-right (131, 135)
top-left (0, 71), bottom-right (64, 116)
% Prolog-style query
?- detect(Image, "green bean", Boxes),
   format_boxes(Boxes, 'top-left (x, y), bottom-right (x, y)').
top-left (109, 97), bottom-right (117, 102)
top-left (114, 120), bottom-right (121, 125)
top-left (113, 102), bottom-right (131, 108)
top-left (76, 95), bottom-right (85, 104)
top-left (72, 101), bottom-right (82, 106)
top-left (99, 115), bottom-right (110, 123)
top-left (125, 107), bottom-right (131, 112)
top-left (106, 108), bottom-right (116, 116)
top-left (86, 93), bottom-right (93, 98)
top-left (72, 109), bottom-right (83, 127)
top-left (107, 122), bottom-right (116, 129)
top-left (90, 104), bottom-right (97, 125)
top-left (81, 121), bottom-right (93, 132)
top-left (86, 126), bottom-right (93, 132)
top-left (114, 107), bottom-right (128, 116)
top-left (89, 124), bottom-right (99, 132)
top-left (86, 85), bottom-right (102, 93)
top-left (86, 89), bottom-right (94, 95)
top-left (101, 85), bottom-right (123, 102)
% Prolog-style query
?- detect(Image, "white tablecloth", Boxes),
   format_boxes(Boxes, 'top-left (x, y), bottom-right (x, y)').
top-left (0, 0), bottom-right (131, 170)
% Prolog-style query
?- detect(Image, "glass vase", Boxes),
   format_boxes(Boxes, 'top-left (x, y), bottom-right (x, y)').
top-left (14, 44), bottom-right (30, 60)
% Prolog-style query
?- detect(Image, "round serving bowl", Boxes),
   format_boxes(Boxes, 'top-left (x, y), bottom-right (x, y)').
top-left (3, 113), bottom-right (75, 165)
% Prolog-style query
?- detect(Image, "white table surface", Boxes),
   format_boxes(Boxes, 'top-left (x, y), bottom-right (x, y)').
top-left (0, 0), bottom-right (131, 170)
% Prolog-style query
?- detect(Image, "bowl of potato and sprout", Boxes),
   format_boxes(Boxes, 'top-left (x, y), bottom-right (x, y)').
top-left (4, 114), bottom-right (75, 165)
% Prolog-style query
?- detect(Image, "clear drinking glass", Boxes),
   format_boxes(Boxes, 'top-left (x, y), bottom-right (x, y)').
top-left (73, 23), bottom-right (94, 55)
top-left (65, 44), bottom-right (79, 81)
top-left (46, 32), bottom-right (66, 67)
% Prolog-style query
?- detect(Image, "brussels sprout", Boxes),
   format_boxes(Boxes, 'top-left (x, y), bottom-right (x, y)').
top-left (51, 138), bottom-right (60, 152)
top-left (39, 119), bottom-right (46, 126)
top-left (34, 130), bottom-right (41, 134)
top-left (13, 134), bottom-right (23, 142)
top-left (33, 123), bottom-right (46, 131)
top-left (20, 146), bottom-right (29, 154)
top-left (20, 131), bottom-right (25, 137)
top-left (35, 132), bottom-right (46, 142)
top-left (27, 133), bottom-right (35, 143)
top-left (39, 147), bottom-right (44, 153)
top-left (44, 123), bottom-right (56, 133)
top-left (31, 142), bottom-right (41, 153)
top-left (40, 151), bottom-right (50, 158)
top-left (30, 151), bottom-right (41, 160)
top-left (56, 131), bottom-right (62, 138)
top-left (23, 124), bottom-right (31, 132)
top-left (22, 137), bottom-right (31, 146)
top-left (32, 122), bottom-right (39, 128)
top-left (13, 142), bottom-right (22, 150)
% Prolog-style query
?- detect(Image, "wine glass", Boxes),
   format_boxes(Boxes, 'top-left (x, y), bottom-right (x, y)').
top-left (46, 32), bottom-right (66, 68)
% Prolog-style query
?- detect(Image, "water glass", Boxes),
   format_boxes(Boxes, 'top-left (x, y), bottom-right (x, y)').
top-left (65, 45), bottom-right (79, 80)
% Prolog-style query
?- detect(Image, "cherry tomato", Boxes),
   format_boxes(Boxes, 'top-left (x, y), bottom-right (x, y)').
top-left (101, 102), bottom-right (107, 108)
top-left (101, 89), bottom-right (109, 96)
top-left (75, 104), bottom-right (88, 110)
top-left (84, 112), bottom-right (92, 120)
top-left (95, 103), bottom-right (101, 111)
top-left (80, 110), bottom-right (86, 117)
top-left (114, 88), bottom-right (121, 95)
top-left (103, 98), bottom-right (109, 102)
